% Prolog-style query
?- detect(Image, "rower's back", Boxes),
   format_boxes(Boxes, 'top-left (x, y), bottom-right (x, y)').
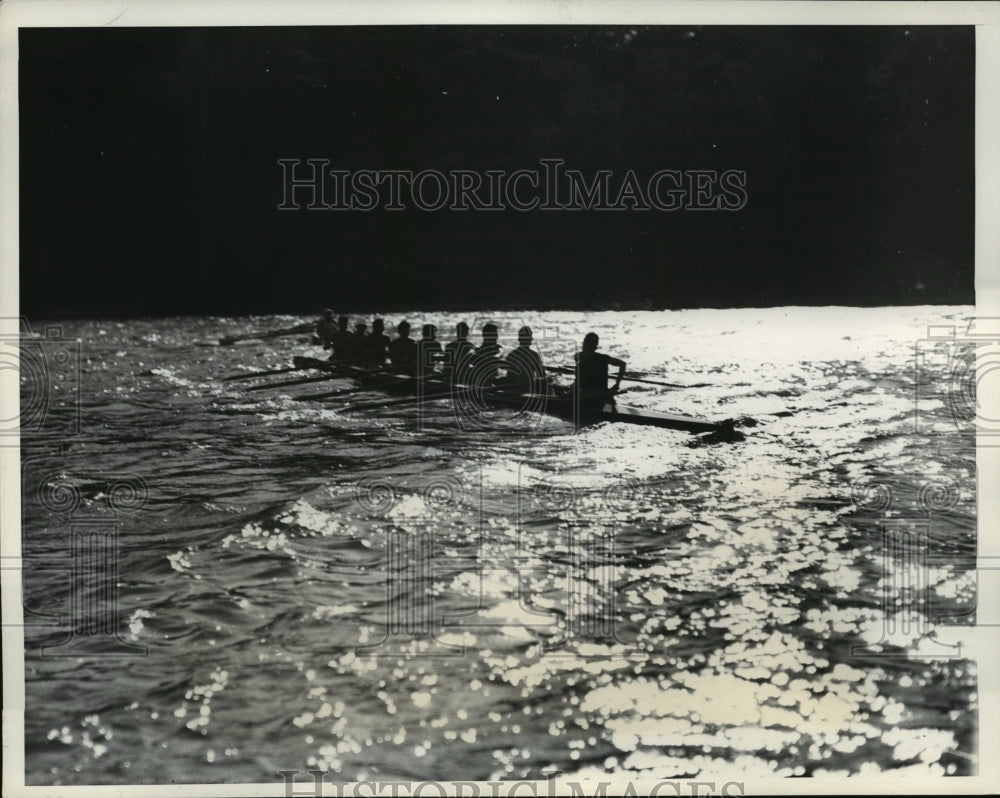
top-left (444, 322), bottom-right (474, 383)
top-left (388, 321), bottom-right (417, 374)
top-left (416, 324), bottom-right (443, 376)
top-left (315, 311), bottom-right (338, 350)
top-left (330, 316), bottom-right (353, 362)
top-left (346, 324), bottom-right (368, 365)
top-left (467, 323), bottom-right (503, 385)
top-left (502, 326), bottom-right (546, 393)
top-left (364, 319), bottom-right (391, 366)
top-left (575, 348), bottom-right (610, 393)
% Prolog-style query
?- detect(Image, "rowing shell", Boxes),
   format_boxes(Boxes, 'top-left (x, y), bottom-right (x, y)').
top-left (479, 390), bottom-right (725, 434)
top-left (290, 356), bottom-right (734, 435)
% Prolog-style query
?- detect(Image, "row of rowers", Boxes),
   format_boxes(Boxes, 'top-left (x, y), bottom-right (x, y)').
top-left (314, 313), bottom-right (548, 382)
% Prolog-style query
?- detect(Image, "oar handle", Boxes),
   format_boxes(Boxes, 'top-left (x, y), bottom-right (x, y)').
top-left (543, 364), bottom-right (703, 389)
top-left (619, 376), bottom-right (689, 388)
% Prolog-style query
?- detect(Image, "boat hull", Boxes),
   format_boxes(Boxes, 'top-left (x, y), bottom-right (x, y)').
top-left (291, 358), bottom-right (731, 435)
top-left (479, 390), bottom-right (723, 433)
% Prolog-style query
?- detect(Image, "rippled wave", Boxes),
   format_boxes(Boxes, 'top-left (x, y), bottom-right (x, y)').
top-left (20, 307), bottom-right (977, 784)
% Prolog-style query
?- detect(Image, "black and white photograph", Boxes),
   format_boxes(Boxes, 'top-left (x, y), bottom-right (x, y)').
top-left (2, 2), bottom-right (999, 796)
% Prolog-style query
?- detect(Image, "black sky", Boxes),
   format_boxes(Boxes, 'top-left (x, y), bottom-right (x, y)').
top-left (19, 25), bottom-right (974, 318)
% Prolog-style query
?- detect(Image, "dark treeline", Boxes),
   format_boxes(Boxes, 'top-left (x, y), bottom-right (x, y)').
top-left (20, 26), bottom-right (974, 318)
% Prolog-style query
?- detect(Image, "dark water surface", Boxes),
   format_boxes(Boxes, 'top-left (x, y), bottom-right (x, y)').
top-left (19, 307), bottom-right (978, 784)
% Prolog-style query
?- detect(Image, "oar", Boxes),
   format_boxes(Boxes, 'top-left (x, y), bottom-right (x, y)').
top-left (222, 354), bottom-right (343, 382)
top-left (247, 364), bottom-right (396, 392)
top-left (622, 376), bottom-right (711, 389)
top-left (344, 382), bottom-right (454, 412)
top-left (247, 370), bottom-right (353, 392)
top-left (222, 365), bottom-right (302, 382)
top-left (295, 378), bottom-right (415, 402)
top-left (219, 321), bottom-right (316, 346)
top-left (346, 381), bottom-right (571, 414)
top-left (295, 374), bottom-right (420, 401)
top-left (341, 376), bottom-right (534, 413)
top-left (346, 392), bottom-right (451, 413)
top-left (543, 366), bottom-right (709, 389)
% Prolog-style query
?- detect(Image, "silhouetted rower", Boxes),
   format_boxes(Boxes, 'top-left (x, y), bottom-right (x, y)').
top-left (467, 323), bottom-right (504, 386)
top-left (330, 315), bottom-right (353, 362)
top-left (388, 320), bottom-right (417, 374)
top-left (502, 326), bottom-right (547, 393)
top-left (344, 322), bottom-right (368, 365)
top-left (416, 324), bottom-right (443, 375)
top-left (444, 322), bottom-right (474, 382)
top-left (575, 332), bottom-right (626, 422)
top-left (364, 318), bottom-right (391, 367)
top-left (314, 309), bottom-right (338, 351)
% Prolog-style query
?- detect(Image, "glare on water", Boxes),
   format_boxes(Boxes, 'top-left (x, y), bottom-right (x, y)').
top-left (20, 306), bottom-right (978, 784)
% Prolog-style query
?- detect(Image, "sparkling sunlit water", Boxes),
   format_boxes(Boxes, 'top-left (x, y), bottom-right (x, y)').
top-left (20, 306), bottom-right (977, 784)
